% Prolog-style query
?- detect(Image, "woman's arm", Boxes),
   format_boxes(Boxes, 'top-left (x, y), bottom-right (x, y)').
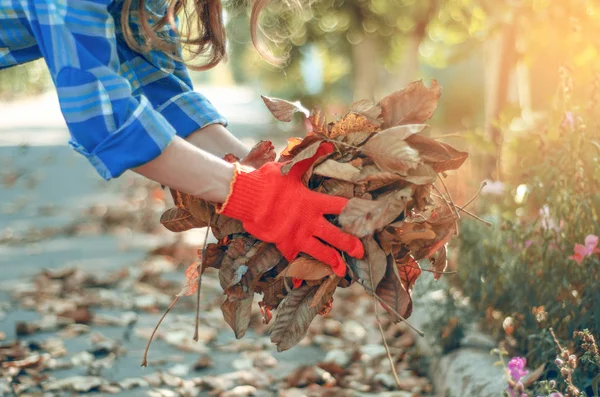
top-left (185, 124), bottom-right (250, 159)
top-left (133, 136), bottom-right (234, 202)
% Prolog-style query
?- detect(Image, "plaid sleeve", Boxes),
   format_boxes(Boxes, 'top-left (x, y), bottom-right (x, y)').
top-left (27, 0), bottom-right (176, 180)
top-left (112, 4), bottom-right (228, 139)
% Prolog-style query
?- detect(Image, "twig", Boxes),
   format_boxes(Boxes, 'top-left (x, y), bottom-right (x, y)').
top-left (193, 216), bottom-right (212, 342)
top-left (404, 265), bottom-right (457, 275)
top-left (373, 293), bottom-right (425, 337)
top-left (454, 206), bottom-right (493, 227)
top-left (437, 174), bottom-right (461, 220)
top-left (430, 192), bottom-right (492, 227)
top-left (431, 183), bottom-right (460, 236)
top-left (432, 132), bottom-right (462, 140)
top-left (369, 256), bottom-right (402, 388)
top-left (462, 181), bottom-right (487, 209)
top-left (141, 296), bottom-right (180, 367)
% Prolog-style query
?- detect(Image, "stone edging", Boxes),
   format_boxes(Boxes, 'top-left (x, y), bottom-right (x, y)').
top-left (409, 289), bottom-right (507, 397)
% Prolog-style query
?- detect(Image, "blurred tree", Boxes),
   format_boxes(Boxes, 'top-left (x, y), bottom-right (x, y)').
top-left (224, 0), bottom-right (490, 105)
top-left (0, 60), bottom-right (51, 100)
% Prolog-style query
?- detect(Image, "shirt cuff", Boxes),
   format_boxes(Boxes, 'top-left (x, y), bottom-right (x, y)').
top-left (156, 91), bottom-right (228, 139)
top-left (68, 96), bottom-right (176, 180)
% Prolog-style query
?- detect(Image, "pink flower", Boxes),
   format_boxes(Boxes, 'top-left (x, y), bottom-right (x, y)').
top-left (508, 357), bottom-right (529, 382)
top-left (569, 234), bottom-right (599, 263)
top-left (525, 240), bottom-right (533, 248)
top-left (562, 112), bottom-right (575, 129)
top-left (585, 234), bottom-right (599, 254)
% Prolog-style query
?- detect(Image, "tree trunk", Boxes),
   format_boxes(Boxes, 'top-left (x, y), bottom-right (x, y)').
top-left (482, 23), bottom-right (517, 180)
top-left (351, 34), bottom-right (380, 101)
top-left (376, 34), bottom-right (422, 99)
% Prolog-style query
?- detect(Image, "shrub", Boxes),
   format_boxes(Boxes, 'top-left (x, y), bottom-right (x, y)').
top-left (454, 70), bottom-right (600, 395)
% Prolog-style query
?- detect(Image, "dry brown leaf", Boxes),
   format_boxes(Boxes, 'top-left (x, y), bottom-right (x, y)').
top-left (223, 153), bottom-right (240, 163)
top-left (309, 107), bottom-right (328, 135)
top-left (233, 243), bottom-right (283, 300)
top-left (261, 96), bottom-right (310, 122)
top-left (349, 99), bottom-right (383, 124)
top-left (309, 275), bottom-right (339, 308)
top-left (329, 112), bottom-right (381, 139)
top-left (169, 191), bottom-right (213, 224)
top-left (257, 277), bottom-right (287, 310)
top-left (219, 238), bottom-right (255, 290)
top-left (398, 256), bottom-right (422, 294)
top-left (212, 214), bottom-right (245, 239)
top-left (339, 187), bottom-right (412, 237)
top-left (270, 284), bottom-right (333, 352)
top-left (313, 160), bottom-right (360, 183)
top-left (177, 262), bottom-right (201, 297)
top-left (378, 79), bottom-right (441, 128)
top-left (402, 163), bottom-right (437, 185)
top-left (346, 236), bottom-right (387, 293)
top-left (362, 126), bottom-right (426, 173)
top-left (222, 295), bottom-right (253, 339)
top-left (279, 256), bottom-right (333, 282)
top-left (376, 255), bottom-right (412, 321)
top-left (160, 208), bottom-right (206, 232)
top-left (240, 140), bottom-right (277, 169)
top-left (410, 220), bottom-right (455, 261)
top-left (405, 134), bottom-right (468, 172)
top-left (281, 137), bottom-right (304, 158)
top-left (430, 245), bottom-right (448, 280)
top-left (356, 165), bottom-right (404, 183)
top-left (318, 179), bottom-right (355, 198)
top-left (337, 131), bottom-right (374, 147)
top-left (281, 140), bottom-right (327, 176)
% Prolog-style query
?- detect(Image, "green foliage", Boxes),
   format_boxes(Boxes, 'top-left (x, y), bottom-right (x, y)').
top-left (0, 60), bottom-right (51, 100)
top-left (455, 74), bottom-right (600, 394)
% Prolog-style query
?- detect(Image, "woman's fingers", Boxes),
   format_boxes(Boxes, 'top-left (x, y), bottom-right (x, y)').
top-left (313, 218), bottom-right (364, 259)
top-left (303, 237), bottom-right (348, 277)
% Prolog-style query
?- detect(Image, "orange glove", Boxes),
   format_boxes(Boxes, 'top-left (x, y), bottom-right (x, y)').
top-left (217, 142), bottom-right (364, 277)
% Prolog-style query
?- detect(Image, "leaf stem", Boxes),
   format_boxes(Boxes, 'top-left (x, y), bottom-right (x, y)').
top-left (193, 218), bottom-right (211, 342)
top-left (368, 255), bottom-right (402, 389)
top-left (141, 296), bottom-right (180, 367)
top-left (462, 181), bottom-right (487, 209)
top-left (373, 294), bottom-right (425, 337)
top-left (431, 183), bottom-right (460, 236)
top-left (404, 265), bottom-right (457, 275)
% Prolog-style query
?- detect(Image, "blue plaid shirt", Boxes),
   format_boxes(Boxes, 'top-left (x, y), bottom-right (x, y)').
top-left (0, 0), bottom-right (228, 180)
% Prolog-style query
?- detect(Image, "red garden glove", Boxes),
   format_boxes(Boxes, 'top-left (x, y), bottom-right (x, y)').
top-left (216, 142), bottom-right (364, 277)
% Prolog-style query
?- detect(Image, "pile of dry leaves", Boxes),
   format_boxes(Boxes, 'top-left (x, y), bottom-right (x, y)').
top-left (149, 80), bottom-right (470, 363)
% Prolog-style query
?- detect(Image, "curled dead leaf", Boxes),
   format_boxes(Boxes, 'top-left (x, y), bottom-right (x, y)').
top-left (281, 140), bottom-right (328, 176)
top-left (339, 187), bottom-right (412, 238)
top-left (329, 112), bottom-right (381, 139)
top-left (241, 140), bottom-right (277, 169)
top-left (261, 96), bottom-right (310, 122)
top-left (313, 160), bottom-right (361, 183)
top-left (362, 126), bottom-right (425, 173)
top-left (349, 99), bottom-right (383, 125)
top-left (378, 79), bottom-right (442, 128)
top-left (405, 134), bottom-right (468, 173)
top-left (308, 107), bottom-right (328, 135)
